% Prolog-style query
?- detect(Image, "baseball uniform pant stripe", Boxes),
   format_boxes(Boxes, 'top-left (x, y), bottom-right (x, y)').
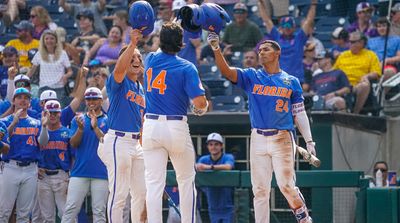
top-left (109, 136), bottom-right (118, 223)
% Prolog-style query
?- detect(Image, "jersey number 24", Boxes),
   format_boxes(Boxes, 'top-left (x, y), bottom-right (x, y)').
top-left (146, 68), bottom-right (167, 95)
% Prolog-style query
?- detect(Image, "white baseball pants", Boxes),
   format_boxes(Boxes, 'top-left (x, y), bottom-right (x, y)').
top-left (37, 170), bottom-right (69, 222)
top-left (0, 160), bottom-right (38, 223)
top-left (98, 130), bottom-right (147, 223)
top-left (250, 129), bottom-right (309, 223)
top-left (61, 177), bottom-right (108, 223)
top-left (142, 115), bottom-right (197, 223)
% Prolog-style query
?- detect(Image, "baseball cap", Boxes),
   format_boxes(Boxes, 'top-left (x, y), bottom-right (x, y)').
top-left (88, 59), bottom-right (102, 68)
top-left (14, 74), bottom-right (31, 88)
top-left (40, 90), bottom-right (58, 101)
top-left (356, 2), bottom-right (373, 13)
top-left (392, 3), bottom-right (400, 12)
top-left (172, 0), bottom-right (186, 11)
top-left (14, 20), bottom-right (34, 31)
top-left (44, 100), bottom-right (62, 112)
top-left (206, 132), bottom-right (223, 144)
top-left (13, 87), bottom-right (31, 99)
top-left (233, 2), bottom-right (248, 14)
top-left (304, 42), bottom-right (316, 51)
top-left (332, 27), bottom-right (349, 40)
top-left (84, 87), bottom-right (103, 99)
top-left (2, 46), bottom-right (18, 56)
top-left (279, 16), bottom-right (295, 29)
top-left (76, 10), bottom-right (94, 21)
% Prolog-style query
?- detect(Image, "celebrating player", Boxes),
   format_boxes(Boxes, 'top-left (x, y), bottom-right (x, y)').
top-left (208, 34), bottom-right (316, 223)
top-left (37, 100), bottom-right (72, 221)
top-left (99, 29), bottom-right (147, 222)
top-left (0, 88), bottom-right (41, 222)
top-left (62, 87), bottom-right (109, 223)
top-left (142, 22), bottom-right (208, 223)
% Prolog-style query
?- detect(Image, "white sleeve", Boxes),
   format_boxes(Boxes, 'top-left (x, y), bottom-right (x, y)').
top-left (6, 79), bottom-right (15, 101)
top-left (293, 108), bottom-right (313, 143)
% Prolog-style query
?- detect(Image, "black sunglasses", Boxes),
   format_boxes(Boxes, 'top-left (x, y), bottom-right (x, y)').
top-left (374, 168), bottom-right (388, 173)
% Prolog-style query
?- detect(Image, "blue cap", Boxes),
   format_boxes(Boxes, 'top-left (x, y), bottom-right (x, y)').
top-left (279, 16), bottom-right (295, 28)
top-left (13, 87), bottom-right (31, 99)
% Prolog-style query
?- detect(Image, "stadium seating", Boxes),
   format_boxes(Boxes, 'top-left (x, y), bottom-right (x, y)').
top-left (211, 95), bottom-right (246, 112)
top-left (203, 78), bottom-right (233, 96)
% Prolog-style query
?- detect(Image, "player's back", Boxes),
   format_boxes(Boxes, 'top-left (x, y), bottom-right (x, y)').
top-left (144, 51), bottom-right (202, 116)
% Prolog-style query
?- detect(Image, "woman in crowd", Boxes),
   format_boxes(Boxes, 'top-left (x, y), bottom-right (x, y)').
top-left (30, 6), bottom-right (57, 40)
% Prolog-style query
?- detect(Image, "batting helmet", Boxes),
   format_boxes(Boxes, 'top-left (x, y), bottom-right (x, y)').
top-left (128, 0), bottom-right (155, 36)
top-left (200, 3), bottom-right (231, 34)
top-left (177, 4), bottom-right (204, 34)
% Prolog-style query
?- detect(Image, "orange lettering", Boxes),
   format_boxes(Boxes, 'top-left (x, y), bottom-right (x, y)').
top-left (252, 84), bottom-right (262, 94)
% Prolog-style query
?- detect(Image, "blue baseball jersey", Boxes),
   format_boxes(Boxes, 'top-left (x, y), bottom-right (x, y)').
top-left (1, 115), bottom-right (41, 162)
top-left (106, 74), bottom-right (145, 132)
top-left (39, 126), bottom-right (72, 171)
top-left (0, 121), bottom-right (9, 161)
top-left (0, 98), bottom-right (42, 119)
top-left (197, 153), bottom-right (235, 213)
top-left (236, 68), bottom-right (303, 130)
top-left (69, 113), bottom-right (108, 179)
top-left (178, 30), bottom-right (201, 66)
top-left (144, 51), bottom-right (205, 115)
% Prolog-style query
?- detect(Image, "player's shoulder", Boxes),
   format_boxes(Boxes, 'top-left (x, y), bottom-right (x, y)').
top-left (27, 116), bottom-right (41, 125)
top-left (198, 154), bottom-right (211, 163)
top-left (223, 153), bottom-right (235, 161)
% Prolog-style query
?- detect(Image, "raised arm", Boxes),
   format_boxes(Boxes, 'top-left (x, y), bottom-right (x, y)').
top-left (38, 112), bottom-right (49, 146)
top-left (69, 67), bottom-right (88, 112)
top-left (207, 33), bottom-right (238, 83)
top-left (69, 116), bottom-right (84, 148)
top-left (302, 0), bottom-right (317, 35)
top-left (82, 38), bottom-right (104, 66)
top-left (59, 0), bottom-right (72, 13)
top-left (113, 29), bottom-right (142, 83)
top-left (258, 0), bottom-right (274, 33)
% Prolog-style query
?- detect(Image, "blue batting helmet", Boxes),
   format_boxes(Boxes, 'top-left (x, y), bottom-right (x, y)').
top-left (200, 3), bottom-right (231, 34)
top-left (128, 0), bottom-right (155, 36)
top-left (177, 4), bottom-right (204, 34)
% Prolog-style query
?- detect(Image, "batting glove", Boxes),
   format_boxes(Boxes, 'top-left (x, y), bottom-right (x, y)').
top-left (207, 32), bottom-right (220, 51)
top-left (190, 101), bottom-right (208, 116)
top-left (306, 141), bottom-right (316, 156)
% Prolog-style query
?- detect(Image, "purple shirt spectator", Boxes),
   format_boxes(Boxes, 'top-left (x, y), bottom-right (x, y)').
top-left (311, 69), bottom-right (350, 96)
top-left (347, 21), bottom-right (378, 38)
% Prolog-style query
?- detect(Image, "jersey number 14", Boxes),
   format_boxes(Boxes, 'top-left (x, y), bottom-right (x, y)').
top-left (146, 68), bottom-right (167, 94)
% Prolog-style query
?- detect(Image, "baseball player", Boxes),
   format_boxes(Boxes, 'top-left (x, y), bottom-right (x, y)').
top-left (99, 29), bottom-right (147, 223)
top-left (0, 88), bottom-right (41, 222)
top-left (36, 100), bottom-right (72, 222)
top-left (0, 121), bottom-right (10, 157)
top-left (208, 35), bottom-right (316, 223)
top-left (142, 22), bottom-right (208, 223)
top-left (61, 87), bottom-right (109, 223)
top-left (196, 133), bottom-right (235, 223)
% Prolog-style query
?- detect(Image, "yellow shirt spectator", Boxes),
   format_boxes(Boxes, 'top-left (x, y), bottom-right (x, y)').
top-left (6, 39), bottom-right (39, 68)
top-left (333, 48), bottom-right (382, 86)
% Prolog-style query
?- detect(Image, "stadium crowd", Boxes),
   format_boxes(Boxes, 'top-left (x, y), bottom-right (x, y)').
top-left (0, 0), bottom-right (399, 222)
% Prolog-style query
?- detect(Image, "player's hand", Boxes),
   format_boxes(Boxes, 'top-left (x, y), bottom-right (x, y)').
top-left (306, 141), bottom-right (316, 156)
top-left (38, 168), bottom-right (45, 180)
top-left (207, 32), bottom-right (220, 51)
top-left (12, 108), bottom-right (24, 123)
top-left (88, 109), bottom-right (98, 129)
top-left (8, 62), bottom-right (18, 80)
top-left (76, 115), bottom-right (85, 130)
top-left (196, 163), bottom-right (210, 171)
top-left (80, 66), bottom-right (89, 78)
top-left (130, 29), bottom-right (143, 47)
top-left (41, 111), bottom-right (49, 127)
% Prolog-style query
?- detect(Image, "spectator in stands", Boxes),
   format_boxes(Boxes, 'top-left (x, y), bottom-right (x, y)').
top-left (29, 6), bottom-right (57, 40)
top-left (242, 50), bottom-right (259, 69)
top-left (83, 25), bottom-right (123, 67)
top-left (333, 31), bottom-right (381, 114)
top-left (368, 17), bottom-right (400, 69)
top-left (87, 66), bottom-right (109, 90)
top-left (308, 33), bottom-right (325, 57)
top-left (303, 42), bottom-right (319, 78)
top-left (196, 132), bottom-right (235, 223)
top-left (223, 2), bottom-right (263, 52)
top-left (261, 0), bottom-right (289, 18)
top-left (330, 27), bottom-right (349, 59)
top-left (27, 29), bottom-right (73, 107)
top-left (71, 10), bottom-right (101, 64)
top-left (258, 0), bottom-right (317, 84)
top-left (6, 20), bottom-right (39, 69)
top-left (112, 10), bottom-right (132, 45)
top-left (200, 38), bottom-right (233, 65)
top-left (56, 27), bottom-right (80, 65)
top-left (370, 161), bottom-right (389, 188)
top-left (347, 2), bottom-right (378, 38)
top-left (153, 0), bottom-right (173, 34)
top-left (0, 46), bottom-right (18, 100)
top-left (203, 0), bottom-right (239, 18)
top-left (59, 0), bottom-right (107, 36)
top-left (311, 50), bottom-right (351, 111)
top-left (390, 3), bottom-right (400, 36)
top-left (0, 0), bottom-right (26, 27)
top-left (179, 30), bottom-right (202, 66)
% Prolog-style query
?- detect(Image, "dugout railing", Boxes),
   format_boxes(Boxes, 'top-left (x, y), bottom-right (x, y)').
top-left (166, 170), bottom-right (372, 223)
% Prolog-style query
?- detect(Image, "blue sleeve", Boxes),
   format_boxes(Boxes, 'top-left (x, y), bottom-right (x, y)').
top-left (297, 29), bottom-right (308, 45)
top-left (291, 77), bottom-right (304, 104)
top-left (0, 116), bottom-right (12, 127)
top-left (270, 26), bottom-right (281, 41)
top-left (69, 117), bottom-right (78, 137)
top-left (0, 100), bottom-right (11, 116)
top-left (107, 73), bottom-right (125, 95)
top-left (197, 155), bottom-right (208, 164)
top-left (235, 68), bottom-right (254, 92)
top-left (184, 64), bottom-right (205, 99)
top-left (223, 154), bottom-right (235, 169)
top-left (0, 121), bottom-right (9, 143)
top-left (61, 106), bottom-right (75, 127)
